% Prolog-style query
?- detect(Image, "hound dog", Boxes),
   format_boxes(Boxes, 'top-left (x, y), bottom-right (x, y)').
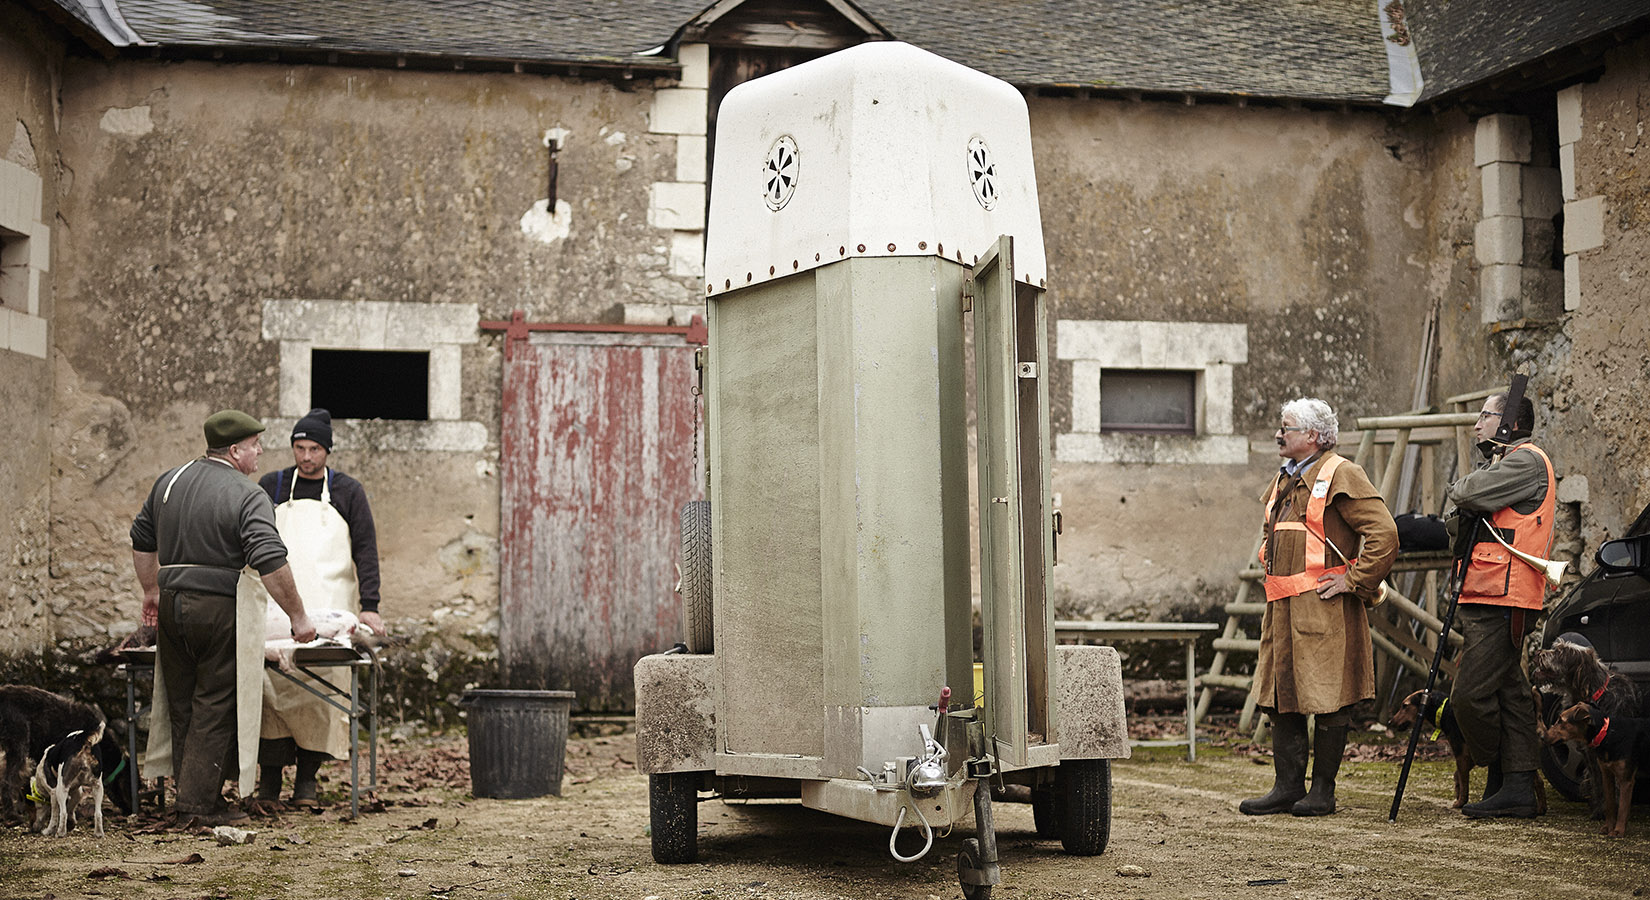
top-left (0, 685), bottom-right (133, 827)
top-left (1390, 688), bottom-right (1548, 813)
top-left (1530, 638), bottom-right (1641, 818)
top-left (28, 723), bottom-right (106, 836)
top-left (1545, 702), bottom-right (1650, 837)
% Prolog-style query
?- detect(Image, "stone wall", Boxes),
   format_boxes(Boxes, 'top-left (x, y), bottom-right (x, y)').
top-left (1030, 97), bottom-right (1437, 618)
top-left (1539, 35), bottom-right (1650, 543)
top-left (45, 56), bottom-right (693, 669)
top-left (0, 4), bottom-right (64, 655)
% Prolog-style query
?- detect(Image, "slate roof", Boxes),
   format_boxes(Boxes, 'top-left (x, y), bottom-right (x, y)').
top-left (872, 1), bottom-right (1391, 102)
top-left (100, 0), bottom-right (709, 68)
top-left (1406, 0), bottom-right (1650, 101)
top-left (29, 0), bottom-right (1650, 103)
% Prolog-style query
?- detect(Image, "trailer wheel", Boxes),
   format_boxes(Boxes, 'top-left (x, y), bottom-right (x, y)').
top-left (649, 772), bottom-right (699, 864)
top-left (680, 500), bottom-right (714, 653)
top-left (1030, 786), bottom-right (1060, 839)
top-left (957, 837), bottom-right (992, 900)
top-left (1058, 759), bottom-right (1111, 856)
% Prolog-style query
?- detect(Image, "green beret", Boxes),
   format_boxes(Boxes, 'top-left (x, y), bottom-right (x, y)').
top-left (204, 409), bottom-right (265, 449)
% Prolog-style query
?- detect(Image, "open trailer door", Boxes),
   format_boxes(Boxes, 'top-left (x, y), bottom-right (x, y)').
top-left (973, 234), bottom-right (1057, 769)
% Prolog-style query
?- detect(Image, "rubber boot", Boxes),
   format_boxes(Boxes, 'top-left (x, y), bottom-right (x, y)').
top-left (1482, 761), bottom-right (1502, 801)
top-left (256, 766), bottom-right (284, 803)
top-left (1463, 770), bottom-right (1539, 819)
top-left (1291, 723), bottom-right (1347, 817)
top-left (1240, 714), bottom-right (1308, 815)
top-left (291, 750), bottom-right (326, 807)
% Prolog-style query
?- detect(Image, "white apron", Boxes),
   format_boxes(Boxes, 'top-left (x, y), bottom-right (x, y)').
top-left (142, 462), bottom-right (266, 796)
top-left (259, 470), bottom-right (359, 759)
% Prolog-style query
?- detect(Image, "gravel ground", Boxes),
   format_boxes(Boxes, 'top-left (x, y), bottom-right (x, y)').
top-left (3, 718), bottom-right (1648, 900)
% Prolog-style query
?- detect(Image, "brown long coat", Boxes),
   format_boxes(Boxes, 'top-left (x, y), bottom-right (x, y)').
top-left (1251, 451), bottom-right (1399, 715)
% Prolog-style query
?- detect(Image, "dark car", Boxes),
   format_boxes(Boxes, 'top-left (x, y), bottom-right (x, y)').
top-left (1538, 502), bottom-right (1650, 802)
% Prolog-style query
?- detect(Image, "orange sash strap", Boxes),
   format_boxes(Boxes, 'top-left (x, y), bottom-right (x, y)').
top-left (1260, 455), bottom-right (1354, 602)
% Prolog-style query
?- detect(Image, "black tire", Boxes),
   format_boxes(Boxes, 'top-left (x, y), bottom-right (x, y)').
top-left (1538, 690), bottom-right (1589, 803)
top-left (1057, 759), bottom-right (1111, 856)
top-left (649, 772), bottom-right (699, 864)
top-left (958, 837), bottom-right (992, 900)
top-left (680, 500), bottom-right (713, 653)
top-left (1030, 787), bottom-right (1060, 839)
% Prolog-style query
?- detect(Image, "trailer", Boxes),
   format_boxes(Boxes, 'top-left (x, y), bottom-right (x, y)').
top-left (634, 41), bottom-right (1129, 899)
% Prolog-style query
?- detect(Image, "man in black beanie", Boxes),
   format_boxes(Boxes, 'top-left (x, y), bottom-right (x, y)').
top-left (255, 408), bottom-right (384, 808)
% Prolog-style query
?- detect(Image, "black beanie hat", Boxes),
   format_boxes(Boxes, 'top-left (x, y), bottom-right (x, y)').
top-left (291, 408), bottom-right (334, 451)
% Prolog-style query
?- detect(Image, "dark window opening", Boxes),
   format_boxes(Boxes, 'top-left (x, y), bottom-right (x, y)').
top-left (311, 349), bottom-right (429, 420)
top-left (1100, 369), bottom-right (1196, 434)
top-left (0, 226), bottom-right (29, 312)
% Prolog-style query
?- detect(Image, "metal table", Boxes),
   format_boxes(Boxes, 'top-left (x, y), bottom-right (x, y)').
top-left (117, 645), bottom-right (380, 817)
top-left (1054, 621), bottom-right (1220, 761)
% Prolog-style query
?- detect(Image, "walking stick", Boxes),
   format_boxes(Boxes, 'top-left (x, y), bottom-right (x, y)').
top-left (1389, 373), bottom-right (1528, 822)
top-left (1387, 516), bottom-right (1476, 822)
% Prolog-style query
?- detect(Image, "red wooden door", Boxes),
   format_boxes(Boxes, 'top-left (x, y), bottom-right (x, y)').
top-left (498, 321), bottom-right (703, 711)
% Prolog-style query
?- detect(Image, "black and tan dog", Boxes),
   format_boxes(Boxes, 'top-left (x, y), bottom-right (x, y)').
top-left (1530, 637), bottom-right (1641, 819)
top-left (1390, 688), bottom-right (1548, 813)
top-left (0, 685), bottom-right (133, 828)
top-left (1545, 701), bottom-right (1650, 837)
top-left (28, 723), bottom-right (106, 836)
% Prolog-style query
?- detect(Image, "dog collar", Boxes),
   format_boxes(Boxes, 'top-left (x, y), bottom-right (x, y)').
top-left (25, 777), bottom-right (46, 805)
top-left (1428, 698), bottom-right (1449, 741)
top-left (1591, 717), bottom-right (1611, 748)
top-left (103, 756), bottom-right (127, 784)
top-left (1592, 683), bottom-right (1608, 703)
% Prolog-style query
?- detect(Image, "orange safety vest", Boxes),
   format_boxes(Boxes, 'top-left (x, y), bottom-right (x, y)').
top-left (1460, 443), bottom-right (1555, 610)
top-left (1260, 454), bottom-right (1354, 602)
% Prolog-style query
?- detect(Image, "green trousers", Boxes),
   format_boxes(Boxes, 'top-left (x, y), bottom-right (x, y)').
top-left (157, 589), bottom-right (239, 814)
top-left (1450, 603), bottom-right (1538, 773)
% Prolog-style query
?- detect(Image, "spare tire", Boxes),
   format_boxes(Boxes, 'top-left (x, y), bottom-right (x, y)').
top-left (681, 500), bottom-right (713, 653)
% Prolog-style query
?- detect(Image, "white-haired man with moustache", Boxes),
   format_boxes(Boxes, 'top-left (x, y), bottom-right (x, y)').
top-left (1241, 398), bottom-right (1397, 818)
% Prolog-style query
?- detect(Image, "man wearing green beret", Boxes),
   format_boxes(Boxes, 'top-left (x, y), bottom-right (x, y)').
top-left (131, 410), bottom-right (316, 826)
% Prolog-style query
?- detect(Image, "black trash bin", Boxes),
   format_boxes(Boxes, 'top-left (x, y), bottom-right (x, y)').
top-left (460, 689), bottom-right (576, 798)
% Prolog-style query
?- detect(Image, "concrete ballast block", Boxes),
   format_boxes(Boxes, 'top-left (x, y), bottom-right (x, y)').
top-left (1474, 216), bottom-right (1523, 266)
top-left (1475, 114), bottom-right (1532, 166)
top-left (1480, 162), bottom-right (1522, 217)
top-left (1564, 196), bottom-right (1605, 254)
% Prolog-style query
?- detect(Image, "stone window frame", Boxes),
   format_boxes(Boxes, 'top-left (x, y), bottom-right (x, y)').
top-left (262, 299), bottom-right (485, 452)
top-left (0, 159), bottom-right (49, 358)
top-left (1056, 319), bottom-right (1249, 465)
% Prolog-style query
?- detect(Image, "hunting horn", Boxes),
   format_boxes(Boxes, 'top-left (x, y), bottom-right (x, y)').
top-left (1483, 525), bottom-right (1568, 589)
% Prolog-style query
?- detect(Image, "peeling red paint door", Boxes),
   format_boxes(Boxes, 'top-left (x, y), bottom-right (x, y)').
top-left (499, 329), bottom-right (701, 712)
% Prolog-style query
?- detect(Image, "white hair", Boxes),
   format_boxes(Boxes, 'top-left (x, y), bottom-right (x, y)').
top-left (1281, 397), bottom-right (1339, 449)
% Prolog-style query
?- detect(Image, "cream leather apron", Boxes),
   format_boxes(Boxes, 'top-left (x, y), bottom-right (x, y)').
top-left (143, 461), bottom-right (266, 796)
top-left (260, 470), bottom-right (359, 759)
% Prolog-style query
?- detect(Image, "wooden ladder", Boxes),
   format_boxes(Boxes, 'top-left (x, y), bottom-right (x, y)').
top-left (1193, 389), bottom-right (1501, 733)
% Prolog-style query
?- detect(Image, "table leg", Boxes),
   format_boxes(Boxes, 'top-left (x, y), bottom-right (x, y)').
top-left (368, 655), bottom-right (379, 792)
top-left (349, 668), bottom-right (360, 818)
top-left (1184, 640), bottom-right (1197, 762)
top-left (125, 667), bottom-right (141, 812)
